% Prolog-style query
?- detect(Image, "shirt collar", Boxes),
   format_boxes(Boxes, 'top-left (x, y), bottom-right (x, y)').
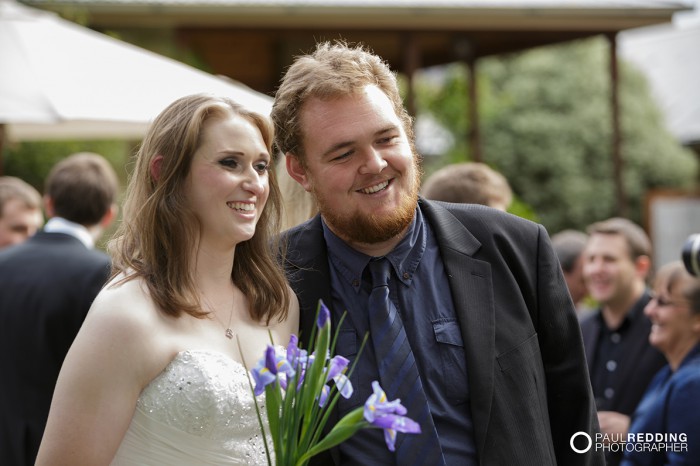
top-left (321, 206), bottom-right (427, 291)
top-left (44, 217), bottom-right (94, 249)
top-left (596, 289), bottom-right (652, 332)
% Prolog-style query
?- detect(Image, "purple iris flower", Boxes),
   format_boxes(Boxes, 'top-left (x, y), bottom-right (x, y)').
top-left (315, 353), bottom-right (354, 407)
top-left (317, 373), bottom-right (353, 408)
top-left (286, 334), bottom-right (300, 363)
top-left (363, 381), bottom-right (421, 451)
top-left (251, 345), bottom-right (296, 395)
top-left (317, 300), bottom-right (330, 329)
top-left (326, 354), bottom-right (353, 400)
top-left (326, 355), bottom-right (349, 380)
top-left (251, 347), bottom-right (277, 396)
top-left (331, 373), bottom-right (353, 399)
top-left (318, 384), bottom-right (331, 408)
top-left (265, 345), bottom-right (278, 374)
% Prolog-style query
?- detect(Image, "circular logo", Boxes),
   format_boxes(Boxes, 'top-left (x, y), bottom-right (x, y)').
top-left (570, 432), bottom-right (592, 454)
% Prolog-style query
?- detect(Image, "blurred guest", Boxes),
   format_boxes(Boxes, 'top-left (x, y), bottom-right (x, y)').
top-left (621, 261), bottom-right (700, 466)
top-left (580, 217), bottom-right (667, 466)
top-left (552, 229), bottom-right (593, 317)
top-left (421, 162), bottom-right (512, 211)
top-left (0, 153), bottom-right (119, 466)
top-left (0, 176), bottom-right (44, 249)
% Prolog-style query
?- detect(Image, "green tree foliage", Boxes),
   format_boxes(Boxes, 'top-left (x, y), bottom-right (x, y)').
top-left (417, 37), bottom-right (697, 233)
top-left (3, 139), bottom-right (132, 194)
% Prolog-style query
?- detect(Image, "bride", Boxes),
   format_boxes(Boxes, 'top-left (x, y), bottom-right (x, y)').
top-left (36, 94), bottom-right (299, 465)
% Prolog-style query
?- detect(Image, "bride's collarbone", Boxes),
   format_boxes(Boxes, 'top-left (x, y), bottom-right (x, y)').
top-left (150, 318), bottom-right (237, 364)
top-left (150, 313), bottom-right (278, 372)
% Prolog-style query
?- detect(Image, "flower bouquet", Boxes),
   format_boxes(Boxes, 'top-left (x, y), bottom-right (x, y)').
top-left (245, 300), bottom-right (421, 466)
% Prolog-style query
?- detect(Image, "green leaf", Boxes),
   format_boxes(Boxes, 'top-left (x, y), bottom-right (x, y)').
top-left (296, 408), bottom-right (369, 465)
top-left (265, 382), bottom-right (284, 462)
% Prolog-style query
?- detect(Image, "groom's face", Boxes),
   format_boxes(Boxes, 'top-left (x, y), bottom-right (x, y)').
top-left (286, 84), bottom-right (419, 246)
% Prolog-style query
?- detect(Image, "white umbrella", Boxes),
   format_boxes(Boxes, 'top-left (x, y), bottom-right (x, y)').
top-left (0, 0), bottom-right (273, 142)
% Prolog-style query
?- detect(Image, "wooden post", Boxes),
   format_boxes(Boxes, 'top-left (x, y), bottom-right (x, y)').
top-left (467, 56), bottom-right (482, 163)
top-left (402, 33), bottom-right (420, 119)
top-left (0, 124), bottom-right (5, 176)
top-left (454, 36), bottom-right (481, 163)
top-left (608, 33), bottom-right (627, 217)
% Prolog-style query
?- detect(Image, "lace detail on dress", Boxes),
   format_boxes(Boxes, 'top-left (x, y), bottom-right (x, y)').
top-left (112, 350), bottom-right (271, 465)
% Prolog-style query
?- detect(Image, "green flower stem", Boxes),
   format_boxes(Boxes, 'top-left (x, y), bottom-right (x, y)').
top-left (306, 332), bottom-right (368, 450)
top-left (238, 348), bottom-right (272, 465)
top-left (300, 318), bottom-right (330, 441)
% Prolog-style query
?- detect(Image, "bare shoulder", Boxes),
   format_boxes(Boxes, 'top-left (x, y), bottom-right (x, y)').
top-left (36, 275), bottom-right (170, 465)
top-left (78, 275), bottom-right (169, 381)
top-left (282, 285), bottom-right (300, 333)
top-left (267, 285), bottom-right (300, 345)
top-left (86, 276), bottom-right (159, 340)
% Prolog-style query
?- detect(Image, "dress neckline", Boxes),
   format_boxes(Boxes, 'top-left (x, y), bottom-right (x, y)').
top-left (173, 349), bottom-right (250, 373)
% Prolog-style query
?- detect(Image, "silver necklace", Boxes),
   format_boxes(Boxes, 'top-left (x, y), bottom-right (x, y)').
top-left (202, 290), bottom-right (235, 339)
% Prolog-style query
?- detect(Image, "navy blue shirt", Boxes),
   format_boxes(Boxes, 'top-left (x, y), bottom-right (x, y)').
top-left (622, 344), bottom-right (700, 466)
top-left (323, 206), bottom-right (477, 465)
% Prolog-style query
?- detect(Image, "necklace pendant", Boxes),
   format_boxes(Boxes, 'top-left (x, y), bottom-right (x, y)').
top-left (225, 328), bottom-right (234, 339)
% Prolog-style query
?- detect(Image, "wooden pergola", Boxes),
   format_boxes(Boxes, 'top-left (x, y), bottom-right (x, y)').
top-left (24, 0), bottom-right (692, 215)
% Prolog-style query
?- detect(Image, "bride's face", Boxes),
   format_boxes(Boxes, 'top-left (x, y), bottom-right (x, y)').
top-left (184, 114), bottom-right (271, 247)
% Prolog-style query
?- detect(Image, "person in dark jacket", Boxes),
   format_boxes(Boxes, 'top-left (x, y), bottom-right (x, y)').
top-left (580, 217), bottom-right (667, 466)
top-left (0, 152), bottom-right (118, 466)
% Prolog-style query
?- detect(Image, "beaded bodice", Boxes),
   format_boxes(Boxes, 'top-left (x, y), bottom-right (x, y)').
top-left (112, 350), bottom-right (270, 465)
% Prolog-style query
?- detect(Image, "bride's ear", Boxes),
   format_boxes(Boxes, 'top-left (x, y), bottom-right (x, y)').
top-left (150, 155), bottom-right (164, 183)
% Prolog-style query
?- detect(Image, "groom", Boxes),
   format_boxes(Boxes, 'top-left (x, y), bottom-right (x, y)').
top-left (273, 41), bottom-right (603, 465)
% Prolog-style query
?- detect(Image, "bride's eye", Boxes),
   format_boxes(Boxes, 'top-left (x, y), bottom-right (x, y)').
top-left (254, 161), bottom-right (270, 174)
top-left (220, 158), bottom-right (239, 169)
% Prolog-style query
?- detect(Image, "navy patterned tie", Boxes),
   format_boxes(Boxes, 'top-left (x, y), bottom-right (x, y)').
top-left (367, 258), bottom-right (445, 465)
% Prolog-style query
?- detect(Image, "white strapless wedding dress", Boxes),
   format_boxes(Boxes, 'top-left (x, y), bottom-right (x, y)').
top-left (111, 350), bottom-right (272, 465)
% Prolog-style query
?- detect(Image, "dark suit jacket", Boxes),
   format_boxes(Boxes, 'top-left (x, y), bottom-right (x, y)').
top-left (0, 231), bottom-right (111, 466)
top-left (283, 199), bottom-right (603, 466)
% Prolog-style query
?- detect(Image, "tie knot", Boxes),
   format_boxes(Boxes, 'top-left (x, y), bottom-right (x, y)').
top-left (368, 258), bottom-right (392, 288)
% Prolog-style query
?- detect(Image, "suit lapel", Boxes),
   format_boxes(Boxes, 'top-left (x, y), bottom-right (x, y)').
top-left (421, 200), bottom-right (494, 456)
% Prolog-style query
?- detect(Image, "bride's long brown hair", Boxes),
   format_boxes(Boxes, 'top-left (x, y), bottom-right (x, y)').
top-left (109, 93), bottom-right (289, 324)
